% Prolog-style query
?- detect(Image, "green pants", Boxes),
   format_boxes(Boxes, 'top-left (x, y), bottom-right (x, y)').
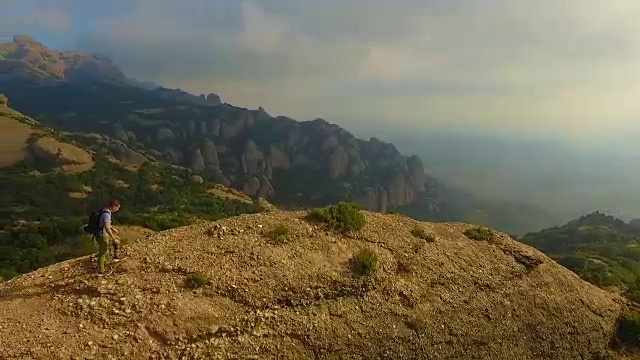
top-left (96, 234), bottom-right (111, 272)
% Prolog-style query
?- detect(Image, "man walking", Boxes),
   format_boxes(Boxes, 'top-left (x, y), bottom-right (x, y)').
top-left (95, 200), bottom-right (123, 276)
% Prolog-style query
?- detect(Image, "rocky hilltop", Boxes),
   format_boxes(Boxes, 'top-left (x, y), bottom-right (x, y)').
top-left (0, 211), bottom-right (631, 359)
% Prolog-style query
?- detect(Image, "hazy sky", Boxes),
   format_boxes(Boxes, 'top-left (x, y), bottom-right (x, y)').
top-left (2, 0), bottom-right (640, 147)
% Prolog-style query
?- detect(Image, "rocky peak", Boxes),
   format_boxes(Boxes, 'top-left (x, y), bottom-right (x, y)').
top-left (1, 34), bottom-right (125, 84)
top-left (13, 35), bottom-right (44, 47)
top-left (256, 106), bottom-right (271, 121)
top-left (630, 219), bottom-right (640, 230)
top-left (0, 94), bottom-right (8, 107)
top-left (201, 138), bottom-right (220, 169)
top-left (206, 93), bottom-right (221, 105)
top-left (241, 140), bottom-right (265, 175)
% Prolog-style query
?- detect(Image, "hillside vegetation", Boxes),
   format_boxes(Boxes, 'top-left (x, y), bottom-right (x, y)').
top-left (0, 210), bottom-right (633, 359)
top-left (0, 103), bottom-right (261, 280)
top-left (521, 212), bottom-right (640, 301)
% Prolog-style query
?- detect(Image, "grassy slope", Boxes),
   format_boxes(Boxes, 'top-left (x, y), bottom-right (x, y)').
top-left (0, 106), bottom-right (259, 280)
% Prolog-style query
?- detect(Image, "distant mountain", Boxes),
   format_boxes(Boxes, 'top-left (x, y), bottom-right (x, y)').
top-left (0, 35), bottom-right (125, 84)
top-left (0, 35), bottom-right (220, 105)
top-left (521, 211), bottom-right (640, 299)
top-left (0, 35), bottom-right (558, 235)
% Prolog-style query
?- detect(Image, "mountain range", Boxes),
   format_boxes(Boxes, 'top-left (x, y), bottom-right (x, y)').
top-left (0, 34), bottom-right (560, 236)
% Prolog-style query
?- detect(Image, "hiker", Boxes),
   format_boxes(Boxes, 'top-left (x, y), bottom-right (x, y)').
top-left (91, 200), bottom-right (123, 275)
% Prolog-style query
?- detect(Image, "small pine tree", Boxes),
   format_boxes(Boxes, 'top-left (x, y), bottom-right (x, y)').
top-left (464, 226), bottom-right (494, 241)
top-left (307, 202), bottom-right (366, 234)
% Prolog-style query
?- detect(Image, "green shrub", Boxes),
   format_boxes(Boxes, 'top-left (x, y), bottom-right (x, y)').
top-left (307, 202), bottom-right (366, 234)
top-left (617, 310), bottom-right (640, 348)
top-left (185, 272), bottom-right (209, 289)
top-left (352, 248), bottom-right (378, 276)
top-left (627, 292), bottom-right (640, 304)
top-left (410, 226), bottom-right (436, 242)
top-left (269, 224), bottom-right (289, 244)
top-left (464, 226), bottom-right (494, 241)
top-left (387, 210), bottom-right (399, 215)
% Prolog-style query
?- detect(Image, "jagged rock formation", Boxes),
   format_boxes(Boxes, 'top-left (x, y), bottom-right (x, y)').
top-left (0, 211), bottom-right (630, 359)
top-left (86, 101), bottom-right (433, 213)
top-left (150, 112), bottom-right (431, 212)
top-left (0, 35), bottom-right (126, 84)
top-left (206, 93), bottom-right (221, 105)
top-left (0, 93), bottom-right (8, 107)
top-left (104, 140), bottom-right (148, 165)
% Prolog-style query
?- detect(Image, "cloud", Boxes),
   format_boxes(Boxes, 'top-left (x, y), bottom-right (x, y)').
top-left (237, 2), bottom-right (289, 51)
top-left (24, 7), bottom-right (72, 32)
top-left (6, 0), bottom-right (640, 144)
top-left (0, 1), bottom-right (73, 34)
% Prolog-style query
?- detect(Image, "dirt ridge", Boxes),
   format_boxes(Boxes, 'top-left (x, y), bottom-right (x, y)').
top-left (0, 211), bottom-right (631, 359)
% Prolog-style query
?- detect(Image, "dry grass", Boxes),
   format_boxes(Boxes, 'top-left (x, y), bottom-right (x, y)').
top-left (29, 136), bottom-right (94, 174)
top-left (0, 115), bottom-right (34, 167)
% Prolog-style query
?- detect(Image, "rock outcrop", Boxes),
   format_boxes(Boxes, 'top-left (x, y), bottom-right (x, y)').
top-left (105, 140), bottom-right (148, 165)
top-left (27, 136), bottom-right (94, 173)
top-left (0, 211), bottom-right (630, 359)
top-left (156, 128), bottom-right (175, 141)
top-left (241, 140), bottom-right (265, 175)
top-left (0, 93), bottom-right (8, 107)
top-left (206, 93), bottom-right (221, 105)
top-left (1, 34), bottom-right (126, 84)
top-left (190, 149), bottom-right (206, 172)
top-left (113, 123), bottom-right (129, 143)
top-left (201, 138), bottom-right (220, 169)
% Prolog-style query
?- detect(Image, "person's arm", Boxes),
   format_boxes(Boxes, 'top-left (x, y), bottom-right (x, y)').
top-left (104, 220), bottom-right (119, 241)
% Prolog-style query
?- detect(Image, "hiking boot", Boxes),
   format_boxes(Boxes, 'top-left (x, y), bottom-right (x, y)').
top-left (97, 269), bottom-right (113, 276)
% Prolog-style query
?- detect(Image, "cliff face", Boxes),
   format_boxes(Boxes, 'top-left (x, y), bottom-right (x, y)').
top-left (119, 108), bottom-right (431, 212)
top-left (2, 83), bottom-right (435, 212)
